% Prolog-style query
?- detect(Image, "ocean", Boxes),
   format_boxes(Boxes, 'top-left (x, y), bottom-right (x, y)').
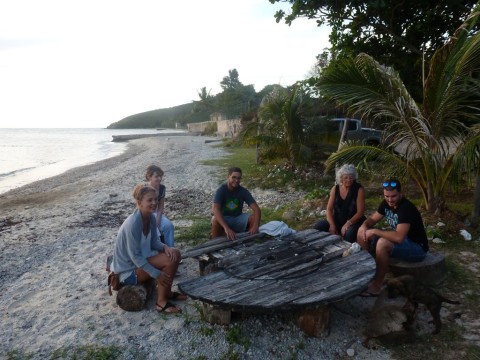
top-left (0, 128), bottom-right (183, 195)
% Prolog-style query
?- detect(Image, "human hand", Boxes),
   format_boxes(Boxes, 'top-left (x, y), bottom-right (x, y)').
top-left (328, 225), bottom-right (337, 235)
top-left (164, 246), bottom-right (178, 263)
top-left (248, 225), bottom-right (259, 236)
top-left (225, 227), bottom-right (237, 240)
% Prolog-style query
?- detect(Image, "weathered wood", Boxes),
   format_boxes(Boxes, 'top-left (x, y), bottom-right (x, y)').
top-left (115, 279), bottom-right (155, 312)
top-left (178, 250), bottom-right (375, 311)
top-left (182, 232), bottom-right (266, 258)
top-left (199, 254), bottom-right (220, 276)
top-left (179, 229), bottom-right (377, 337)
top-left (296, 306), bottom-right (331, 337)
top-left (389, 251), bottom-right (446, 285)
top-left (201, 303), bottom-right (231, 325)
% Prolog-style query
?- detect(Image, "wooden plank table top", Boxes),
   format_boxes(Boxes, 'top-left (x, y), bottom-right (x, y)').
top-left (178, 229), bottom-right (376, 313)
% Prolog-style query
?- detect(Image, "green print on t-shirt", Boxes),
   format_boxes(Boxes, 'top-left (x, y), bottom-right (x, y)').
top-left (224, 197), bottom-right (240, 213)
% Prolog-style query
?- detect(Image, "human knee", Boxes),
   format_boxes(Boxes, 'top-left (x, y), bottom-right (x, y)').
top-left (375, 238), bottom-right (393, 255)
top-left (344, 227), bottom-right (358, 243)
top-left (313, 220), bottom-right (329, 232)
top-left (211, 217), bottom-right (224, 234)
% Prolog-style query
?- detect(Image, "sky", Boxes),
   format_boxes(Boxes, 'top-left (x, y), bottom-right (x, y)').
top-left (0, 0), bottom-right (330, 128)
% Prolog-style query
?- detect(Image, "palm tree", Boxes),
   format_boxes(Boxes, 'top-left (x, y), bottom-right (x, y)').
top-left (241, 86), bottom-right (311, 167)
top-left (194, 87), bottom-right (215, 111)
top-left (317, 4), bottom-right (480, 214)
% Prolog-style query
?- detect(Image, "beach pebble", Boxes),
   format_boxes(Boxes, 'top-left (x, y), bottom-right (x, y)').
top-left (460, 229), bottom-right (472, 241)
top-left (437, 222), bottom-right (446, 227)
top-left (347, 348), bottom-right (355, 356)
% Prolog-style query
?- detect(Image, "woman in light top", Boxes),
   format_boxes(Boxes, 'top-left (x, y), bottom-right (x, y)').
top-left (313, 164), bottom-right (366, 243)
top-left (145, 165), bottom-right (175, 247)
top-left (111, 183), bottom-right (186, 313)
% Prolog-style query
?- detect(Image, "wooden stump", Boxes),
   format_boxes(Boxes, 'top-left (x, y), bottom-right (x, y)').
top-left (116, 279), bottom-right (155, 312)
top-left (389, 251), bottom-right (446, 286)
top-left (295, 306), bottom-right (331, 337)
top-left (198, 254), bottom-right (220, 276)
top-left (201, 303), bottom-right (231, 325)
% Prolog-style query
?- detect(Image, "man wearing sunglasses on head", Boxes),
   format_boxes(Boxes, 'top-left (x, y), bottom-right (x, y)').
top-left (357, 179), bottom-right (429, 297)
top-left (211, 166), bottom-right (261, 240)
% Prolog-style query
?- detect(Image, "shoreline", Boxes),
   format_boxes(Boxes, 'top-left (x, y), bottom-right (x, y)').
top-left (0, 135), bottom-right (390, 359)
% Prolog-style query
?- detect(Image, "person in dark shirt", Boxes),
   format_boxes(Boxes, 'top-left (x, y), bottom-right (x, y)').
top-left (145, 165), bottom-right (175, 247)
top-left (357, 179), bottom-right (429, 296)
top-left (211, 167), bottom-right (261, 240)
top-left (313, 164), bottom-right (366, 243)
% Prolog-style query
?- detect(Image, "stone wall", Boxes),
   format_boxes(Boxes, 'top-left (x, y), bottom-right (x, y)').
top-left (187, 118), bottom-right (242, 137)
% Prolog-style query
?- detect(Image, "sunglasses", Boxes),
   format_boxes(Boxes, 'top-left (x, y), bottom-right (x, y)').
top-left (383, 181), bottom-right (398, 188)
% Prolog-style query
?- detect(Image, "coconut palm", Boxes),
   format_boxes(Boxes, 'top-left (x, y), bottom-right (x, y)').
top-left (317, 4), bottom-right (480, 214)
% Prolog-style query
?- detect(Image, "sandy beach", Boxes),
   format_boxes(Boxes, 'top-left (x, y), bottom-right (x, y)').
top-left (0, 135), bottom-right (391, 359)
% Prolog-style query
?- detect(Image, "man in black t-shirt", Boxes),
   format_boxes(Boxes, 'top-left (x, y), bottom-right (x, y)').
top-left (357, 179), bottom-right (428, 296)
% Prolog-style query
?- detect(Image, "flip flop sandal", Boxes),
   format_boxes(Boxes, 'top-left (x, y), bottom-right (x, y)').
top-left (156, 301), bottom-right (182, 313)
top-left (170, 291), bottom-right (187, 300)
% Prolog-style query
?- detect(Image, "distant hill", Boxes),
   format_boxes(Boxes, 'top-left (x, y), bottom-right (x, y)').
top-left (106, 83), bottom-right (284, 129)
top-left (107, 103), bottom-right (211, 129)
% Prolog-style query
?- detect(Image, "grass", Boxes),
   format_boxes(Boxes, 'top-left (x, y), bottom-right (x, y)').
top-left (7, 345), bottom-right (129, 360)
top-left (52, 345), bottom-right (123, 359)
top-left (175, 217), bottom-right (212, 246)
top-left (225, 324), bottom-right (250, 349)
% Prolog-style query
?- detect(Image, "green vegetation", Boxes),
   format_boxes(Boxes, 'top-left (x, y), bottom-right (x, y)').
top-left (175, 217), bottom-right (212, 246)
top-left (270, 0), bottom-right (477, 102)
top-left (107, 102), bottom-right (208, 129)
top-left (225, 324), bottom-right (250, 349)
top-left (318, 5), bottom-right (480, 214)
top-left (201, 136), bottom-right (480, 360)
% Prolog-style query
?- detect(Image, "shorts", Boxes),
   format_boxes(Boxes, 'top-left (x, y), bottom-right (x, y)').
top-left (390, 237), bottom-right (427, 262)
top-left (223, 213), bottom-right (251, 233)
top-left (120, 270), bottom-right (138, 285)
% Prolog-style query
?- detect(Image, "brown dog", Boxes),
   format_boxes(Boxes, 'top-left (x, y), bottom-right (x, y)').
top-left (386, 274), bottom-right (460, 334)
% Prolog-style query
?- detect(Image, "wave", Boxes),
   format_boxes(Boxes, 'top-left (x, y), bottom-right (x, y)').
top-left (0, 166), bottom-right (37, 178)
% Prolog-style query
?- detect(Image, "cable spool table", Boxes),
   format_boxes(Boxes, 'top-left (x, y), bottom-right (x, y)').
top-left (179, 229), bottom-right (376, 337)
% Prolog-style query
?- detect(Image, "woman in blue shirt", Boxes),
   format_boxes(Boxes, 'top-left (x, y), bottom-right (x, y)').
top-left (112, 183), bottom-right (186, 313)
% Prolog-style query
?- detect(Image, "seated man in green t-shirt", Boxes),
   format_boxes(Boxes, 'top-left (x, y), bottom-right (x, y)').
top-left (211, 167), bottom-right (261, 240)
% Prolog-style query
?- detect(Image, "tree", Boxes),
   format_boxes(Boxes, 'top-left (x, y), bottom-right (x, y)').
top-left (317, 3), bottom-right (480, 214)
top-left (193, 87), bottom-right (215, 112)
top-left (241, 85), bottom-right (311, 167)
top-left (269, 0), bottom-right (477, 100)
top-left (220, 68), bottom-right (242, 90)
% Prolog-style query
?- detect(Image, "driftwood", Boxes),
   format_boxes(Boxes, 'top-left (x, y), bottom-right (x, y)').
top-left (116, 279), bottom-right (155, 312)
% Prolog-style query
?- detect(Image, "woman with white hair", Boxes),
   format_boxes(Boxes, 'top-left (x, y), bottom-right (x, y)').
top-left (313, 164), bottom-right (366, 243)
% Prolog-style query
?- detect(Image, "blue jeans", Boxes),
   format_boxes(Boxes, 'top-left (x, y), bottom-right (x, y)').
top-left (121, 270), bottom-right (138, 285)
top-left (391, 237), bottom-right (427, 262)
top-left (159, 215), bottom-right (175, 247)
top-left (224, 213), bottom-right (250, 233)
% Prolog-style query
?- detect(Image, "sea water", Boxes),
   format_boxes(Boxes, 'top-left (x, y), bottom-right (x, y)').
top-left (0, 128), bottom-right (182, 195)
